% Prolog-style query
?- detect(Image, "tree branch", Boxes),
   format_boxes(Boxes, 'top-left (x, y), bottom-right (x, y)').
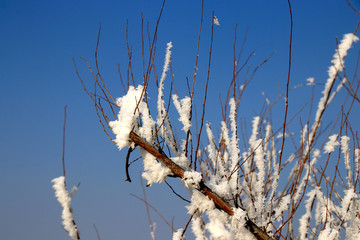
top-left (129, 131), bottom-right (275, 240)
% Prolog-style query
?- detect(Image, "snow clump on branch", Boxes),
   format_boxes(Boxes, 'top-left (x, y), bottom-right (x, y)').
top-left (109, 85), bottom-right (145, 150)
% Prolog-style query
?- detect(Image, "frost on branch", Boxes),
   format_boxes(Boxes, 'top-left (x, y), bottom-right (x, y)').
top-left (205, 209), bottom-right (234, 240)
top-left (311, 33), bottom-right (359, 138)
top-left (324, 134), bottom-right (339, 153)
top-left (172, 94), bottom-right (192, 133)
top-left (157, 42), bottom-right (177, 148)
top-left (51, 176), bottom-right (79, 240)
top-left (306, 77), bottom-right (315, 86)
top-left (231, 208), bottom-right (256, 240)
top-left (141, 148), bottom-right (172, 185)
top-left (341, 135), bottom-right (352, 187)
top-left (186, 190), bottom-right (215, 215)
top-left (109, 83), bottom-right (172, 185)
top-left (213, 16), bottom-right (220, 26)
top-left (171, 155), bottom-right (190, 169)
top-left (109, 85), bottom-right (145, 150)
top-left (172, 228), bottom-right (185, 240)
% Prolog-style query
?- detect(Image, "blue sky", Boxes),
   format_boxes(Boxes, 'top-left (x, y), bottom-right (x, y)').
top-left (1, 0), bottom-right (360, 239)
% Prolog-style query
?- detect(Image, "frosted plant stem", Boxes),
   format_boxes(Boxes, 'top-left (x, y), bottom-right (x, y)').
top-left (52, 176), bottom-right (80, 240)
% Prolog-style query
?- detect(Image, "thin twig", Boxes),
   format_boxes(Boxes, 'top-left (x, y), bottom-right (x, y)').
top-left (140, 177), bottom-right (154, 233)
top-left (165, 180), bottom-right (191, 203)
top-left (194, 11), bottom-right (215, 170)
top-left (279, 0), bottom-right (293, 167)
top-left (124, 147), bottom-right (135, 182)
top-left (182, 211), bottom-right (195, 237)
top-left (185, 0), bottom-right (204, 161)
top-left (130, 193), bottom-right (176, 231)
top-left (62, 105), bottom-right (67, 177)
top-left (93, 224), bottom-right (102, 240)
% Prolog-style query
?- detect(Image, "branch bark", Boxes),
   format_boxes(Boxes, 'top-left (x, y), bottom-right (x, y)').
top-left (129, 131), bottom-right (275, 240)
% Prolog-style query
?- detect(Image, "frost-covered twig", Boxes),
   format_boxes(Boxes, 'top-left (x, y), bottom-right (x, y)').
top-left (52, 106), bottom-right (80, 240)
top-left (52, 176), bottom-right (80, 240)
top-left (308, 33), bottom-right (359, 152)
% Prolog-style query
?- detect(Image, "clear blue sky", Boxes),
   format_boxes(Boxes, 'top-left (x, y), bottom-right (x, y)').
top-left (1, 0), bottom-right (360, 239)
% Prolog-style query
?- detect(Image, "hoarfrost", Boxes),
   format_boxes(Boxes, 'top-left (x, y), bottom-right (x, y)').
top-left (186, 190), bottom-right (215, 215)
top-left (172, 228), bottom-right (185, 240)
top-left (306, 77), bottom-right (315, 86)
top-left (184, 170), bottom-right (202, 189)
top-left (205, 209), bottom-right (234, 240)
top-left (213, 16), bottom-right (220, 26)
top-left (313, 34), bottom-right (358, 130)
top-left (324, 134), bottom-right (339, 153)
top-left (173, 94), bottom-right (192, 133)
top-left (51, 176), bottom-right (79, 240)
top-left (141, 148), bottom-right (171, 185)
top-left (109, 85), bottom-right (145, 150)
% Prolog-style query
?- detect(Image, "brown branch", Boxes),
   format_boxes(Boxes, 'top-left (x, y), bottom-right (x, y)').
top-left (128, 131), bottom-right (275, 240)
top-left (279, 0), bottom-right (293, 167)
top-left (62, 105), bottom-right (67, 177)
top-left (94, 23), bottom-right (117, 119)
top-left (73, 58), bottom-right (95, 103)
top-left (185, 0), bottom-right (204, 161)
top-left (118, 63), bottom-right (126, 94)
top-left (182, 211), bottom-right (195, 237)
top-left (194, 11), bottom-right (216, 170)
top-left (126, 20), bottom-right (135, 88)
top-left (346, 0), bottom-right (360, 34)
top-left (130, 131), bottom-right (185, 178)
top-left (139, 176), bottom-right (155, 235)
